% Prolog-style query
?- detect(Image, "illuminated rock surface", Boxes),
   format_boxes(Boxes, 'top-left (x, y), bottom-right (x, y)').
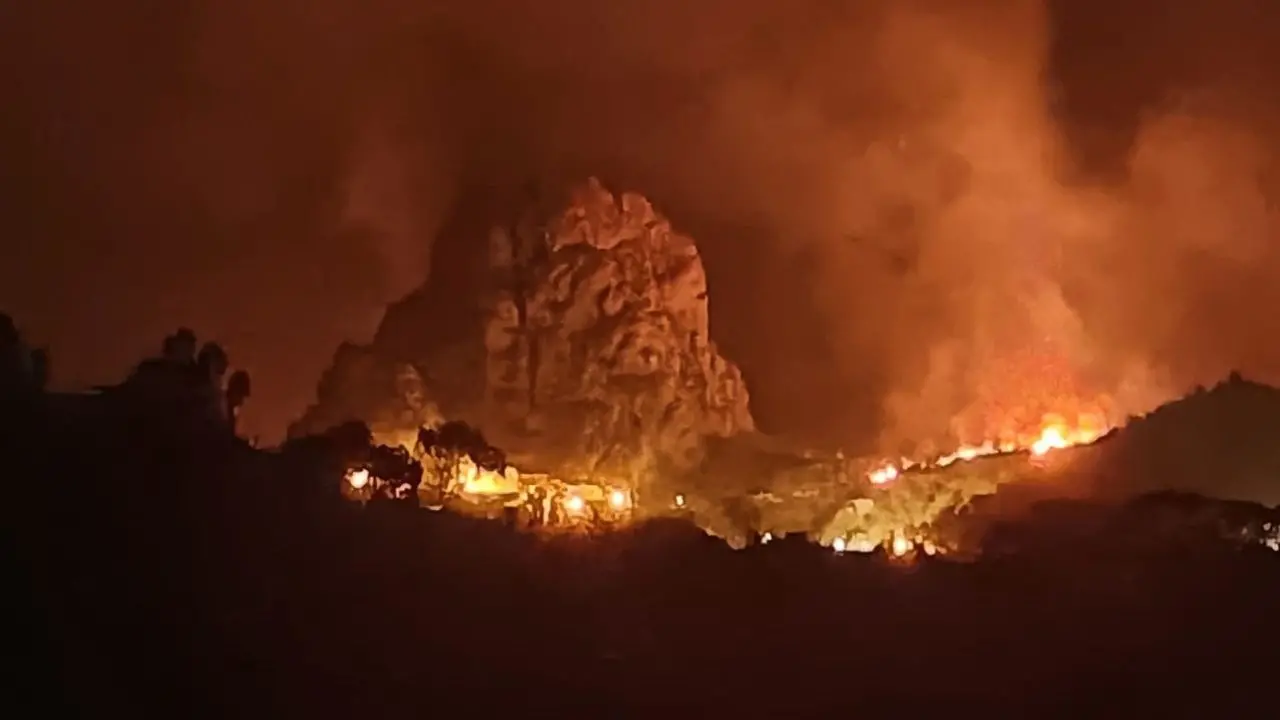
top-left (295, 179), bottom-right (753, 481)
top-left (294, 343), bottom-right (445, 453)
top-left (296, 175), bottom-right (1280, 549)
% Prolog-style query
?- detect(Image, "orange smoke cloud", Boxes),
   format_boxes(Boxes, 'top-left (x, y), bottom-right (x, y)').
top-left (4, 0), bottom-right (1279, 448)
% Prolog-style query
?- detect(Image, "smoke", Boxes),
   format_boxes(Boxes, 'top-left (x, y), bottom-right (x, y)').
top-left (342, 114), bottom-right (454, 306)
top-left (2, 0), bottom-right (1279, 445)
top-left (1073, 102), bottom-right (1280, 392)
top-left (854, 2), bottom-right (1280, 454)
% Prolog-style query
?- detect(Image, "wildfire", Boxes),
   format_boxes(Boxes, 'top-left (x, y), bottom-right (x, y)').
top-left (867, 410), bottom-right (1111, 485)
top-left (455, 456), bottom-right (521, 496)
top-left (1030, 425), bottom-right (1068, 456)
top-left (608, 488), bottom-right (631, 511)
top-left (829, 530), bottom-right (937, 558)
top-left (563, 494), bottom-right (587, 515)
top-left (868, 464), bottom-right (900, 486)
top-left (345, 468), bottom-right (371, 490)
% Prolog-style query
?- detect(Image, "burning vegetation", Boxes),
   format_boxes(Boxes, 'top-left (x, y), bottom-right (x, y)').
top-left (287, 180), bottom-right (1280, 558)
top-left (6, 306), bottom-right (1278, 571)
top-left (867, 407), bottom-right (1112, 486)
top-left (339, 417), bottom-right (639, 534)
top-left (329, 372), bottom-right (1280, 558)
top-left (332, 389), bottom-right (1280, 561)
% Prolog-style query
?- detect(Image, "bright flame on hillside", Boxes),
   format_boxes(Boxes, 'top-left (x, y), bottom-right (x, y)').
top-left (869, 464), bottom-right (899, 486)
top-left (608, 489), bottom-right (630, 510)
top-left (346, 468), bottom-right (371, 490)
top-left (867, 410), bottom-right (1111, 484)
top-left (1030, 425), bottom-right (1068, 456)
top-left (890, 534), bottom-right (913, 557)
top-left (455, 456), bottom-right (520, 496)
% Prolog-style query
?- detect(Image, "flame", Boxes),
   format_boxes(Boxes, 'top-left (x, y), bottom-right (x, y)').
top-left (869, 464), bottom-right (899, 486)
top-left (456, 456), bottom-right (520, 496)
top-left (346, 468), bottom-right (371, 490)
top-left (1030, 425), bottom-right (1068, 456)
top-left (608, 489), bottom-right (630, 510)
top-left (890, 533), bottom-right (913, 557)
top-left (827, 532), bottom-right (932, 557)
top-left (866, 409), bottom-right (1111, 484)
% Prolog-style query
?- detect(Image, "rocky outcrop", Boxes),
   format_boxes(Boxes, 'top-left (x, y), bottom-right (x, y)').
top-left (294, 179), bottom-right (753, 483)
top-left (294, 343), bottom-right (445, 452)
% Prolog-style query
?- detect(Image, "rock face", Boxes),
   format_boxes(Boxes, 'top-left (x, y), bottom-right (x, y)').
top-left (294, 179), bottom-right (753, 482)
top-left (293, 343), bottom-right (445, 453)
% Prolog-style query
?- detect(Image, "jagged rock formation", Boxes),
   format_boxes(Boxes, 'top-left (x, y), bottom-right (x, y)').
top-left (293, 343), bottom-right (444, 452)
top-left (294, 179), bottom-right (753, 482)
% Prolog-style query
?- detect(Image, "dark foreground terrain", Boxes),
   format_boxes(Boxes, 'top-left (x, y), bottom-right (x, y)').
top-left (6, 386), bottom-right (1280, 718)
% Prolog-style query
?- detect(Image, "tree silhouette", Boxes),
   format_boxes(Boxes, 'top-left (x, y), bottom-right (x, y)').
top-left (369, 444), bottom-right (423, 500)
top-left (415, 420), bottom-right (507, 499)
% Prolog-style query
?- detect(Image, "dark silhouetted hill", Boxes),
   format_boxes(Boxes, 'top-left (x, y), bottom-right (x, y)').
top-left (5, 335), bottom-right (1280, 717)
top-left (1084, 371), bottom-right (1280, 505)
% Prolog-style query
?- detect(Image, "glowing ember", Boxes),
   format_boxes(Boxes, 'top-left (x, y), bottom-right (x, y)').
top-left (346, 468), bottom-right (370, 490)
top-left (831, 537), bottom-right (847, 553)
top-left (608, 489), bottom-right (630, 510)
top-left (456, 456), bottom-right (520, 496)
top-left (1030, 425), bottom-right (1068, 456)
top-left (869, 464), bottom-right (899, 485)
top-left (563, 494), bottom-right (586, 515)
top-left (673, 494), bottom-right (686, 508)
top-left (890, 534), bottom-right (913, 557)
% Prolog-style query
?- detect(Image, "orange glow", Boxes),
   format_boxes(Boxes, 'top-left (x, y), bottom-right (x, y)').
top-left (456, 456), bottom-right (520, 496)
top-left (608, 489), bottom-right (630, 510)
top-left (866, 408), bottom-right (1112, 484)
top-left (1030, 425), bottom-right (1068, 456)
top-left (563, 494), bottom-right (586, 515)
top-left (346, 468), bottom-right (371, 489)
top-left (869, 464), bottom-right (900, 485)
top-left (890, 534), bottom-right (913, 557)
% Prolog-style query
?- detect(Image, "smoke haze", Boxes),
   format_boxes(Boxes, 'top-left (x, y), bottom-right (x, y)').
top-left (2, 0), bottom-right (1278, 446)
